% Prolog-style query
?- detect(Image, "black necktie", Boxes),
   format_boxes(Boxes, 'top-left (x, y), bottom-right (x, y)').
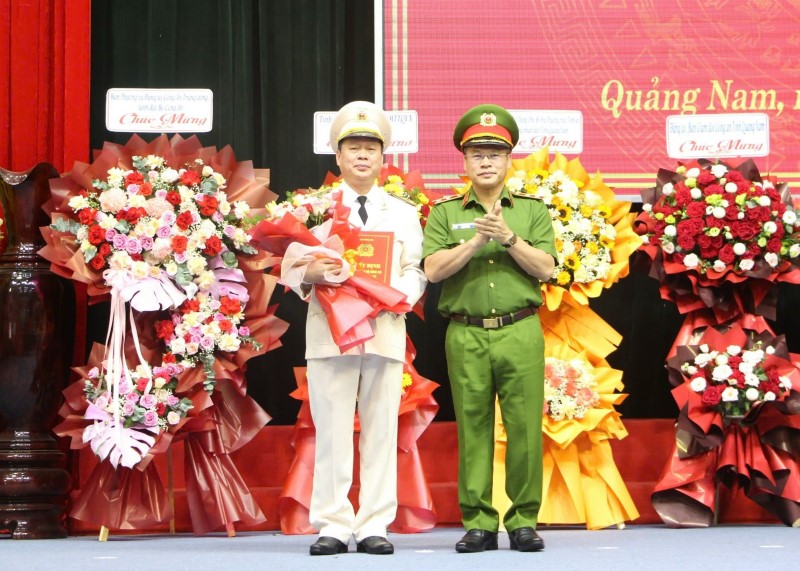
top-left (356, 195), bottom-right (368, 224)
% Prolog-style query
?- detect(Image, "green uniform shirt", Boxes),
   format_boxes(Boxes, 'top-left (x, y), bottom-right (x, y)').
top-left (422, 186), bottom-right (557, 317)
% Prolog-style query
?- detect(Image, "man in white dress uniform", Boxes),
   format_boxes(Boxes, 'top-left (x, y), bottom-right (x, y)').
top-left (284, 101), bottom-right (427, 556)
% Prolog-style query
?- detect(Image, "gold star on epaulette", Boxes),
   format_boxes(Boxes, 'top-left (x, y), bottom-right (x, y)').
top-left (433, 194), bottom-right (462, 205)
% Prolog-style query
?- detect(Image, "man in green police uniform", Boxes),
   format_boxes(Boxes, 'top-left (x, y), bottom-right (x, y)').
top-left (422, 104), bottom-right (557, 553)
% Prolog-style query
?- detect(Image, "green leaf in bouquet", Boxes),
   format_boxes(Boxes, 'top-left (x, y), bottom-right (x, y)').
top-left (82, 246), bottom-right (97, 263)
top-left (115, 219), bottom-right (131, 233)
top-left (221, 250), bottom-right (239, 268)
top-left (177, 397), bottom-right (194, 413)
top-left (50, 217), bottom-right (82, 234)
top-left (201, 178), bottom-right (218, 194)
top-left (175, 265), bottom-right (193, 286)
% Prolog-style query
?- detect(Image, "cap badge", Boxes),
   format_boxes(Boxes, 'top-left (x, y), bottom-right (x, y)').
top-left (356, 110), bottom-right (368, 122)
top-left (480, 113), bottom-right (497, 127)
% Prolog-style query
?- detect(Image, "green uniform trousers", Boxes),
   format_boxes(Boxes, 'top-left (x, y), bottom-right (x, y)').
top-left (445, 314), bottom-right (544, 532)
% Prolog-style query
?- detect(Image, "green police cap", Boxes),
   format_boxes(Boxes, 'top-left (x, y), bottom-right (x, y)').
top-left (453, 104), bottom-right (519, 151)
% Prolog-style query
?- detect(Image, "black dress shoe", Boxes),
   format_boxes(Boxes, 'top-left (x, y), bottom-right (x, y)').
top-left (508, 527), bottom-right (544, 552)
top-left (356, 535), bottom-right (394, 554)
top-left (455, 529), bottom-right (498, 553)
top-left (309, 536), bottom-right (348, 555)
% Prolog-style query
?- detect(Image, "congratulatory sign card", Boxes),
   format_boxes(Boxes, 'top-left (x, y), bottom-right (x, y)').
top-left (666, 113), bottom-right (769, 159)
top-left (106, 88), bottom-right (213, 133)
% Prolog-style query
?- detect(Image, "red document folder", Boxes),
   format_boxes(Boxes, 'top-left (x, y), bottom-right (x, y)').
top-left (354, 231), bottom-right (393, 285)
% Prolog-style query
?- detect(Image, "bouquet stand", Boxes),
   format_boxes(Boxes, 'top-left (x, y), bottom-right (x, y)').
top-left (97, 447), bottom-right (180, 541)
top-left (650, 314), bottom-right (800, 527)
top-left (635, 158), bottom-right (800, 527)
top-left (38, 135), bottom-right (288, 537)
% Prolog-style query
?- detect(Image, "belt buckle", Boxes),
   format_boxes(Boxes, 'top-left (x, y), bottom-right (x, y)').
top-left (482, 317), bottom-right (500, 329)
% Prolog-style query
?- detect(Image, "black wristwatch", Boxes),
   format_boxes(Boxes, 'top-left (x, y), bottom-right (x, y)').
top-left (501, 234), bottom-right (518, 248)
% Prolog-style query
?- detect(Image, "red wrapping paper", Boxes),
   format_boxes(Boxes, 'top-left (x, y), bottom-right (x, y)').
top-left (70, 461), bottom-right (171, 530)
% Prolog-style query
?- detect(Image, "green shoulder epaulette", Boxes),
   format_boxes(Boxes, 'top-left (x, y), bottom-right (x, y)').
top-left (433, 194), bottom-right (462, 205)
top-left (385, 191), bottom-right (418, 207)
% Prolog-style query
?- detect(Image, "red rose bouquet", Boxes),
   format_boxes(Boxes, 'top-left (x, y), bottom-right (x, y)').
top-left (635, 158), bottom-right (800, 321)
top-left (653, 321), bottom-right (800, 527)
top-left (668, 326), bottom-right (799, 425)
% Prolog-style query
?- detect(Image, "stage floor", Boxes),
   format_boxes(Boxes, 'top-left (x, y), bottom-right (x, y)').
top-left (3, 525), bottom-right (797, 571)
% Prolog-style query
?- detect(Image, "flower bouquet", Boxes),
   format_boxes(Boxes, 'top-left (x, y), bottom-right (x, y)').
top-left (155, 289), bottom-right (260, 392)
top-left (635, 158), bottom-right (800, 322)
top-left (39, 134), bottom-right (288, 533)
top-left (379, 165), bottom-right (443, 226)
top-left (544, 357), bottom-right (600, 422)
top-left (652, 321), bottom-right (800, 526)
top-left (42, 136), bottom-right (269, 462)
top-left (500, 148), bottom-right (642, 361)
top-left (264, 165), bottom-right (439, 232)
top-left (505, 147), bottom-right (642, 311)
top-left (677, 340), bottom-right (791, 420)
top-left (264, 185), bottom-right (337, 230)
top-left (634, 158), bottom-right (800, 526)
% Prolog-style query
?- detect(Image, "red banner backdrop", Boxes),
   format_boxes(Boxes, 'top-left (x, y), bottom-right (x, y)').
top-left (0, 0), bottom-right (91, 172)
top-left (383, 0), bottom-right (800, 195)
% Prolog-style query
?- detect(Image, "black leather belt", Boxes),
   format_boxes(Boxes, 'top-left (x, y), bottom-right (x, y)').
top-left (449, 306), bottom-right (539, 329)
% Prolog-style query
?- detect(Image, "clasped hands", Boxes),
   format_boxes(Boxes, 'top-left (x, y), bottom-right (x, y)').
top-left (473, 201), bottom-right (513, 245)
top-left (302, 256), bottom-right (343, 287)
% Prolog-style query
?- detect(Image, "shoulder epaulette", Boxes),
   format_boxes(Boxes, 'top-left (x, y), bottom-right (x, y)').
top-left (385, 192), bottom-right (418, 207)
top-left (300, 185), bottom-right (336, 198)
top-left (433, 194), bottom-right (463, 205)
top-left (510, 191), bottom-right (541, 200)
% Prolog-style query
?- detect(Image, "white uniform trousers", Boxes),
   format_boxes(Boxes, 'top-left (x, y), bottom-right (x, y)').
top-left (307, 354), bottom-right (403, 543)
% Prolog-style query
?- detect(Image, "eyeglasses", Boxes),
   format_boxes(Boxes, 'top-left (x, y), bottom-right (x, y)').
top-left (465, 152), bottom-right (509, 164)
